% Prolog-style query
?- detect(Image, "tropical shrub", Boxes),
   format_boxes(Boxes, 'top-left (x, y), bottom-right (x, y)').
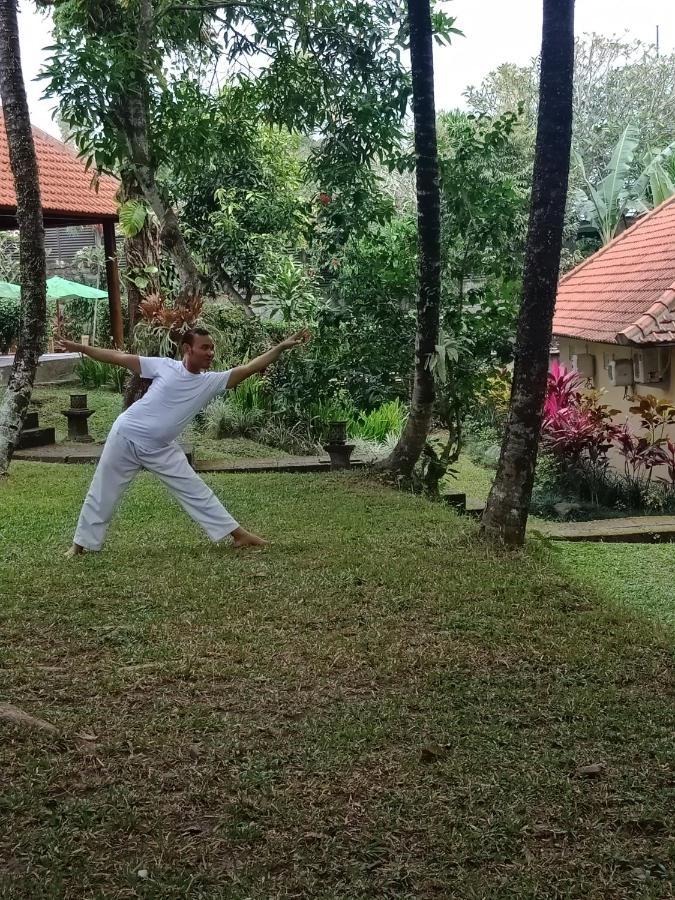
top-left (350, 399), bottom-right (407, 443)
top-left (0, 295), bottom-right (20, 352)
top-left (204, 396), bottom-right (266, 439)
top-left (255, 254), bottom-right (323, 325)
top-left (76, 357), bottom-right (126, 392)
top-left (255, 417), bottom-right (319, 456)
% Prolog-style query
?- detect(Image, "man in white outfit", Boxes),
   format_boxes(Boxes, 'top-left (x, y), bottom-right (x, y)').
top-left (57, 327), bottom-right (309, 556)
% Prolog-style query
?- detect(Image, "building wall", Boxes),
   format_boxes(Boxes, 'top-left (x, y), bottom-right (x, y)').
top-left (6, 225), bottom-right (125, 281)
top-left (555, 337), bottom-right (675, 437)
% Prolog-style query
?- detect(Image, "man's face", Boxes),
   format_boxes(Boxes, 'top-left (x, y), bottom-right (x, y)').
top-left (186, 334), bottom-right (215, 370)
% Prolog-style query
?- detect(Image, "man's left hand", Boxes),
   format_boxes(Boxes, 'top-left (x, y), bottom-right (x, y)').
top-left (279, 328), bottom-right (311, 351)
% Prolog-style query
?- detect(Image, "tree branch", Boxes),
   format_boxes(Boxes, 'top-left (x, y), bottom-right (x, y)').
top-left (154, 0), bottom-right (271, 21)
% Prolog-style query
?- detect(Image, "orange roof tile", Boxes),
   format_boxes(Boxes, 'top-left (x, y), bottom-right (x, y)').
top-left (553, 194), bottom-right (675, 346)
top-left (0, 110), bottom-right (118, 220)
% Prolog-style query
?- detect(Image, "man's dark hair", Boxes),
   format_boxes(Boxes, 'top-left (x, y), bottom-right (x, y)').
top-left (181, 327), bottom-right (211, 348)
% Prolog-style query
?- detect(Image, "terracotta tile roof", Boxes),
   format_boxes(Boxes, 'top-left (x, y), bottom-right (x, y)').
top-left (0, 110), bottom-right (118, 220)
top-left (553, 194), bottom-right (675, 345)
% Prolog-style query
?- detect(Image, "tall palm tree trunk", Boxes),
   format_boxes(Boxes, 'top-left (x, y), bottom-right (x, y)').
top-left (481, 0), bottom-right (575, 546)
top-left (0, 0), bottom-right (47, 474)
top-left (382, 0), bottom-right (442, 477)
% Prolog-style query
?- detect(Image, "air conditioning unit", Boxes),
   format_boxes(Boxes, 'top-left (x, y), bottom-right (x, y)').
top-left (633, 349), bottom-right (666, 384)
top-left (608, 358), bottom-right (633, 386)
top-left (572, 353), bottom-right (595, 379)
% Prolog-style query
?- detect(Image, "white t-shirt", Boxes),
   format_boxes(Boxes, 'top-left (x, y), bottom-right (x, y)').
top-left (115, 357), bottom-right (233, 449)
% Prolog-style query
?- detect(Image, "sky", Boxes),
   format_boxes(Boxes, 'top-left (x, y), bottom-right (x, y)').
top-left (16, 0), bottom-right (675, 140)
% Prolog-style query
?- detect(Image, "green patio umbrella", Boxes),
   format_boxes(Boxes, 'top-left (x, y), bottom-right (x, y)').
top-left (46, 276), bottom-right (109, 345)
top-left (0, 281), bottom-right (21, 300)
top-left (46, 276), bottom-right (108, 301)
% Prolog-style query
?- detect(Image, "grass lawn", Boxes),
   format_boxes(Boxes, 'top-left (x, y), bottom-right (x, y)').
top-left (25, 385), bottom-right (286, 461)
top-left (447, 455), bottom-right (495, 505)
top-left (0, 463), bottom-right (673, 899)
top-left (555, 543), bottom-right (675, 628)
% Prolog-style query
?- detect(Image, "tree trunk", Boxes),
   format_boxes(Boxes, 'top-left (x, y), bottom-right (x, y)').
top-left (380, 0), bottom-right (441, 478)
top-left (119, 168), bottom-right (160, 409)
top-left (481, 0), bottom-right (575, 547)
top-left (119, 168), bottom-right (160, 332)
top-left (111, 1), bottom-right (251, 316)
top-left (0, 0), bottom-right (47, 474)
top-left (123, 90), bottom-right (203, 306)
top-left (117, 0), bottom-right (203, 307)
top-left (102, 220), bottom-right (124, 348)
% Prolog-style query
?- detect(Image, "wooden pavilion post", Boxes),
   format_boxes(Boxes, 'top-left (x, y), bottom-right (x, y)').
top-left (102, 219), bottom-right (124, 348)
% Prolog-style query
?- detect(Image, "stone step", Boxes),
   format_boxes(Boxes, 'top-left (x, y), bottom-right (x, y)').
top-left (24, 411), bottom-right (39, 430)
top-left (17, 426), bottom-right (56, 450)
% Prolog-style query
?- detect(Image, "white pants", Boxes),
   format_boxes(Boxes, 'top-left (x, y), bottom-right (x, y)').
top-left (74, 424), bottom-right (239, 550)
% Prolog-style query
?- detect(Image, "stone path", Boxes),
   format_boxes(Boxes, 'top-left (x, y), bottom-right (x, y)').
top-left (196, 456), bottom-right (365, 474)
top-left (531, 516), bottom-right (675, 543)
top-left (14, 443), bottom-right (674, 541)
top-left (14, 443), bottom-right (104, 464)
top-left (13, 442), bottom-right (365, 473)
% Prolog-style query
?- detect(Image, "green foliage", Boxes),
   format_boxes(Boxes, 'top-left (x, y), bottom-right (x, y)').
top-left (126, 264), bottom-right (159, 293)
top-left (0, 232), bottom-right (20, 284)
top-left (166, 93), bottom-right (312, 301)
top-left (431, 111), bottom-right (527, 460)
top-left (466, 34), bottom-right (675, 252)
top-left (118, 200), bottom-right (149, 238)
top-left (308, 169), bottom-right (399, 271)
top-left (199, 304), bottom-right (281, 369)
top-left (635, 142), bottom-right (675, 209)
top-left (350, 399), bottom-right (407, 443)
top-left (61, 295), bottom-right (126, 348)
top-left (573, 125), bottom-right (641, 244)
top-left (201, 374), bottom-right (269, 439)
top-left (108, 364), bottom-right (127, 393)
top-left (255, 416), bottom-right (319, 455)
top-left (43, 0), bottom-right (453, 206)
top-left (203, 395), bottom-right (266, 439)
top-left (467, 34), bottom-right (675, 183)
top-left (255, 255), bottom-right (323, 325)
top-left (464, 423), bottom-right (503, 469)
top-left (231, 375), bottom-right (268, 413)
top-left (75, 357), bottom-right (125, 393)
top-left (0, 296), bottom-right (20, 353)
top-left (323, 215), bottom-right (418, 407)
top-left (73, 244), bottom-right (107, 290)
top-left (309, 393), bottom-right (357, 435)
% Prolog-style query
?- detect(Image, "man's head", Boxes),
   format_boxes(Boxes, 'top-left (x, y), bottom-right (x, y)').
top-left (181, 327), bottom-right (215, 372)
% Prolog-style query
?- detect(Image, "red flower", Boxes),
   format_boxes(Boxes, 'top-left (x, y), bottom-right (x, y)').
top-left (318, 192), bottom-right (331, 205)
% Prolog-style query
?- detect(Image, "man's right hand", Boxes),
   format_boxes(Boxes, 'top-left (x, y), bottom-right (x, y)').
top-left (54, 339), bottom-right (82, 353)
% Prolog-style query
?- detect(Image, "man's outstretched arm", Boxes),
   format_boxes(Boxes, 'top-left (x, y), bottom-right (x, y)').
top-left (55, 339), bottom-right (142, 375)
top-left (227, 329), bottom-right (310, 389)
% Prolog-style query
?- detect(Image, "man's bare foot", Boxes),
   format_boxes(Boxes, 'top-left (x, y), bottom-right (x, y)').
top-left (230, 527), bottom-right (268, 549)
top-left (65, 543), bottom-right (85, 558)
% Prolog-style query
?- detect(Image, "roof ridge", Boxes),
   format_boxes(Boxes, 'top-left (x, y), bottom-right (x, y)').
top-left (616, 278), bottom-right (675, 345)
top-left (559, 193), bottom-right (675, 286)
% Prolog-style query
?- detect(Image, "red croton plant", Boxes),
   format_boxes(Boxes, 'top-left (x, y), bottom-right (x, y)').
top-left (541, 361), bottom-right (619, 466)
top-left (139, 293), bottom-right (204, 335)
top-left (540, 362), bottom-right (675, 498)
